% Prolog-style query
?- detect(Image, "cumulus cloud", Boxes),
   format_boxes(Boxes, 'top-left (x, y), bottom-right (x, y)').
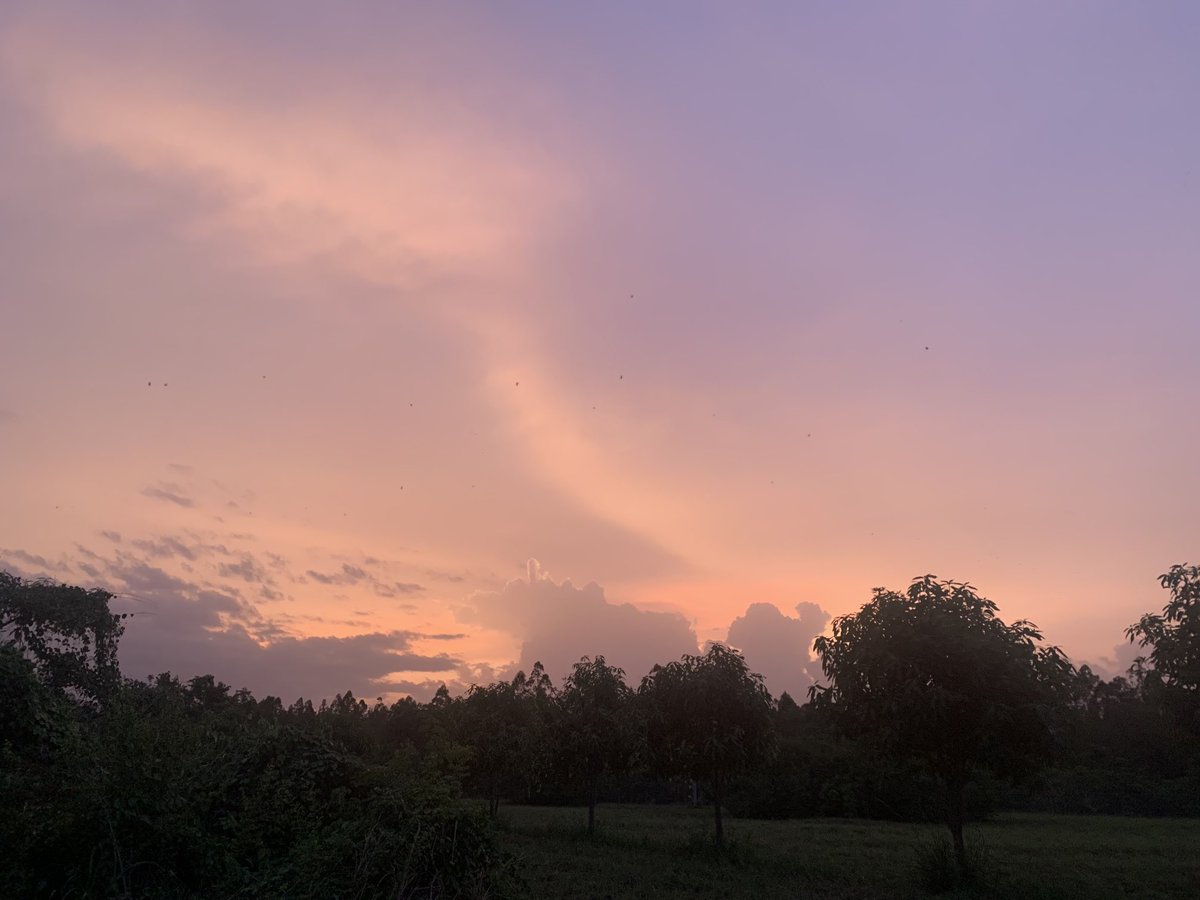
top-left (461, 559), bottom-right (698, 684)
top-left (1085, 640), bottom-right (1142, 681)
top-left (725, 601), bottom-right (831, 700)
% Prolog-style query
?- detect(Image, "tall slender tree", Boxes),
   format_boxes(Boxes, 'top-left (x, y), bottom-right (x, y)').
top-left (557, 655), bottom-right (638, 835)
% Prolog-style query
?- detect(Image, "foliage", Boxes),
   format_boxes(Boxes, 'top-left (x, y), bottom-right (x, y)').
top-left (638, 643), bottom-right (775, 847)
top-left (4, 673), bottom-right (518, 898)
top-left (1127, 563), bottom-right (1200, 734)
top-left (727, 700), bottom-right (1004, 822)
top-left (12, 562), bottom-right (1200, 895)
top-left (455, 662), bottom-right (556, 815)
top-left (811, 576), bottom-right (1073, 865)
top-left (0, 571), bottom-right (516, 899)
top-left (0, 570), bottom-right (126, 704)
top-left (556, 655), bottom-right (639, 834)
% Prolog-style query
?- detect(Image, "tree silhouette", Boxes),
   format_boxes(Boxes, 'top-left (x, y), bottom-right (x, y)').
top-left (0, 571), bottom-right (126, 705)
top-left (459, 664), bottom-right (555, 815)
top-left (639, 643), bottom-right (775, 848)
top-left (811, 575), bottom-right (1072, 870)
top-left (512, 661), bottom-right (558, 800)
top-left (1127, 563), bottom-right (1200, 735)
top-left (557, 655), bottom-right (638, 835)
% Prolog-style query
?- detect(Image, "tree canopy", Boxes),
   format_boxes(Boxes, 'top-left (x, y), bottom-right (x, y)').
top-left (557, 655), bottom-right (639, 834)
top-left (639, 642), bottom-right (775, 847)
top-left (1127, 563), bottom-right (1200, 734)
top-left (811, 575), bottom-right (1073, 866)
top-left (0, 571), bottom-right (126, 704)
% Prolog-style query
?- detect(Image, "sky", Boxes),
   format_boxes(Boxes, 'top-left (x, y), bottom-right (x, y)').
top-left (2, 2), bottom-right (1197, 702)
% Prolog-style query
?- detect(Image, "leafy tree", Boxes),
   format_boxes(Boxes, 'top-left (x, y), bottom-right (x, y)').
top-left (556, 655), bottom-right (638, 835)
top-left (1127, 564), bottom-right (1200, 735)
top-left (811, 576), bottom-right (1072, 870)
top-left (0, 570), bottom-right (126, 704)
top-left (458, 666), bottom-right (555, 815)
top-left (511, 661), bottom-right (558, 798)
top-left (639, 643), bottom-right (775, 848)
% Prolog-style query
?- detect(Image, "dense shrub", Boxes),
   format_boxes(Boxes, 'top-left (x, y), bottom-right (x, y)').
top-left (0, 674), bottom-right (516, 899)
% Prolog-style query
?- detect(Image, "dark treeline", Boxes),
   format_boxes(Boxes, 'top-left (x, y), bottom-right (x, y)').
top-left (3, 566), bottom-right (1199, 896)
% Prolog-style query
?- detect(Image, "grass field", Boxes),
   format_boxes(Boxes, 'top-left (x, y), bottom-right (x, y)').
top-left (497, 803), bottom-right (1200, 899)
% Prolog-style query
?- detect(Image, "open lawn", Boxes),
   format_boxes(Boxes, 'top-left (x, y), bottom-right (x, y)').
top-left (498, 804), bottom-right (1200, 899)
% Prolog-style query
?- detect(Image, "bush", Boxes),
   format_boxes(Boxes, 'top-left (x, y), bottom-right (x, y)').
top-left (2, 678), bottom-right (517, 899)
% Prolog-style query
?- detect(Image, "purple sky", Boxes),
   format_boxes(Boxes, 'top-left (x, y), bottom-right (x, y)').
top-left (2, 3), bottom-right (1197, 701)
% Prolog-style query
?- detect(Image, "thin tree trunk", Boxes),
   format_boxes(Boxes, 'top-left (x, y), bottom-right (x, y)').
top-left (587, 779), bottom-right (597, 836)
top-left (945, 776), bottom-right (967, 873)
top-left (713, 783), bottom-right (724, 850)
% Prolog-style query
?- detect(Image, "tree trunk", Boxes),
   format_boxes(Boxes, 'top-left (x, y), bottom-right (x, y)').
top-left (587, 779), bottom-right (597, 836)
top-left (713, 784), bottom-right (724, 850)
top-left (945, 776), bottom-right (967, 873)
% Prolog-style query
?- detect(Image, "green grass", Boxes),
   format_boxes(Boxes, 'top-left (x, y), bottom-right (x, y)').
top-left (497, 803), bottom-right (1200, 899)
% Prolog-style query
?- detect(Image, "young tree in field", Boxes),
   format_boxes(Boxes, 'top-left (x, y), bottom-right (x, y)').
top-left (639, 643), bottom-right (775, 849)
top-left (1127, 564), bottom-right (1200, 735)
top-left (0, 571), bottom-right (126, 705)
top-left (811, 576), bottom-right (1073, 871)
top-left (557, 655), bottom-right (638, 835)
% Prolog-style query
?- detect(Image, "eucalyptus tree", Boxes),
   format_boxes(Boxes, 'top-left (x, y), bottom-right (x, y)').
top-left (459, 663), bottom-right (556, 815)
